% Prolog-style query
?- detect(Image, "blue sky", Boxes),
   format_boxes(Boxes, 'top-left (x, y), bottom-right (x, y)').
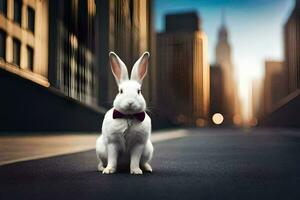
top-left (154, 0), bottom-right (295, 119)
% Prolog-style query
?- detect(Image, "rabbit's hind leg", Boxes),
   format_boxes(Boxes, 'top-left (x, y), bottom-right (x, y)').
top-left (140, 140), bottom-right (153, 173)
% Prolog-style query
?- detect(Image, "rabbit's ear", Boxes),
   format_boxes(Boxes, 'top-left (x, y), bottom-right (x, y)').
top-left (131, 52), bottom-right (150, 84)
top-left (109, 52), bottom-right (129, 84)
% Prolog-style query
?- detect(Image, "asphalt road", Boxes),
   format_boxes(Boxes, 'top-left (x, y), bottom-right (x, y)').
top-left (1, 128), bottom-right (300, 200)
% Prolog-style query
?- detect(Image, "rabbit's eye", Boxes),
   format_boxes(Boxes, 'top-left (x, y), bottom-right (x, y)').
top-left (137, 89), bottom-right (141, 94)
top-left (119, 89), bottom-right (123, 94)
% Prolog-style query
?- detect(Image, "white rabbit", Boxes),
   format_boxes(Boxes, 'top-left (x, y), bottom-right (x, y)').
top-left (96, 51), bottom-right (153, 175)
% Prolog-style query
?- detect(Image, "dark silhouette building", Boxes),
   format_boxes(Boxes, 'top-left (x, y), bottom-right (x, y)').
top-left (209, 64), bottom-right (224, 124)
top-left (284, 0), bottom-right (300, 93)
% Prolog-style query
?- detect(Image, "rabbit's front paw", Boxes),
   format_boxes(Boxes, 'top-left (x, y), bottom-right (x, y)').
top-left (130, 168), bottom-right (143, 175)
top-left (102, 167), bottom-right (116, 174)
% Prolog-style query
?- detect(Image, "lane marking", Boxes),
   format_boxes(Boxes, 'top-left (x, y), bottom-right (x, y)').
top-left (0, 129), bottom-right (189, 166)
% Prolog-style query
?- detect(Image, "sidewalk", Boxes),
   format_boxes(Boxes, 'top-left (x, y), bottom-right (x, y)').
top-left (0, 129), bottom-right (188, 166)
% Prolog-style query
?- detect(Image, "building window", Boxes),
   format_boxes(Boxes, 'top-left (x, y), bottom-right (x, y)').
top-left (27, 45), bottom-right (33, 70)
top-left (13, 0), bottom-right (22, 25)
top-left (0, 29), bottom-right (5, 60)
top-left (13, 39), bottom-right (20, 66)
top-left (27, 6), bottom-right (35, 33)
top-left (0, 0), bottom-right (7, 16)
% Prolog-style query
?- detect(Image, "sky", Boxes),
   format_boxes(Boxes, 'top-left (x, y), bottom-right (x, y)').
top-left (154, 0), bottom-right (295, 121)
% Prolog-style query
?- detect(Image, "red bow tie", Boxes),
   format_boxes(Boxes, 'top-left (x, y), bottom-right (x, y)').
top-left (113, 109), bottom-right (145, 122)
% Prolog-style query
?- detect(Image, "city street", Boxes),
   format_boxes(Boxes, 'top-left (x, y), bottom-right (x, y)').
top-left (1, 128), bottom-right (300, 200)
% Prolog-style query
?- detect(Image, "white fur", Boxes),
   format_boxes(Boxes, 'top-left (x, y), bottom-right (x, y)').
top-left (96, 52), bottom-right (153, 175)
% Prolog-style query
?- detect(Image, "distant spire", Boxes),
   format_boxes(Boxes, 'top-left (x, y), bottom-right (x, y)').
top-left (218, 8), bottom-right (228, 43)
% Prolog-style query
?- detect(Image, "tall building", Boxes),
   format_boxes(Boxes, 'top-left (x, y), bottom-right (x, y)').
top-left (48, 0), bottom-right (98, 107)
top-left (263, 61), bottom-right (288, 115)
top-left (284, 0), bottom-right (300, 93)
top-left (96, 0), bottom-right (155, 108)
top-left (156, 11), bottom-right (210, 126)
top-left (0, 0), bottom-right (49, 86)
top-left (215, 12), bottom-right (237, 124)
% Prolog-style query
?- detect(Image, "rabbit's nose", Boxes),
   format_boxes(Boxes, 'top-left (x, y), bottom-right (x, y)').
top-left (127, 100), bottom-right (135, 107)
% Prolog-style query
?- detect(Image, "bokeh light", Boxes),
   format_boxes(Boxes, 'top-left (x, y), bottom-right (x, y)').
top-left (212, 113), bottom-right (224, 125)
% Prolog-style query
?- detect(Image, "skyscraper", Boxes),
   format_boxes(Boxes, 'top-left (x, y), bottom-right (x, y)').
top-left (215, 12), bottom-right (237, 124)
top-left (284, 0), bottom-right (300, 93)
top-left (156, 11), bottom-right (210, 126)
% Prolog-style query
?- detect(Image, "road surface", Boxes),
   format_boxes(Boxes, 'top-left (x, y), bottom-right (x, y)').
top-left (1, 128), bottom-right (300, 200)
